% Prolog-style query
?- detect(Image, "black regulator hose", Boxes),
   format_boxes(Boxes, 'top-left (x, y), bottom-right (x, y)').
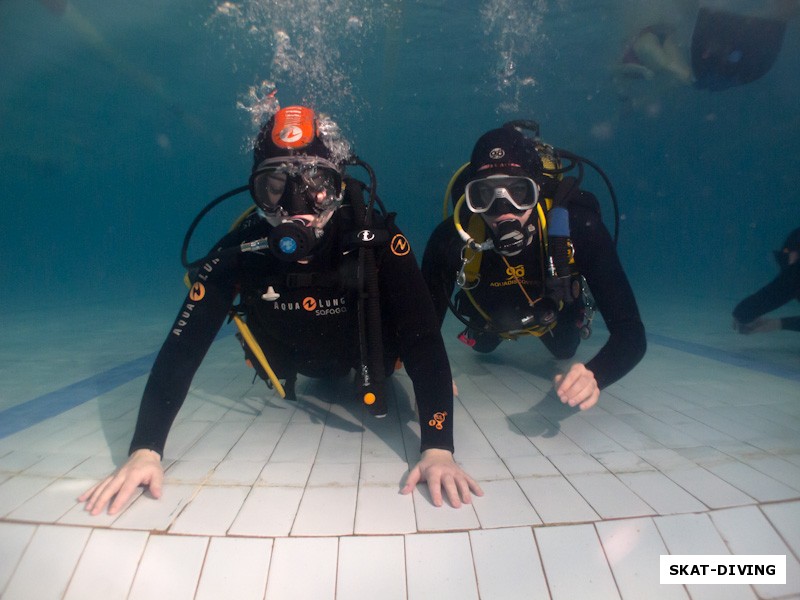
top-left (555, 149), bottom-right (620, 246)
top-left (180, 185), bottom-right (250, 270)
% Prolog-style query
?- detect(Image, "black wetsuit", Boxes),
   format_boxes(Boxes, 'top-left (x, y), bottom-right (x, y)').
top-left (422, 192), bottom-right (646, 390)
top-left (732, 262), bottom-right (800, 332)
top-left (129, 180), bottom-right (455, 456)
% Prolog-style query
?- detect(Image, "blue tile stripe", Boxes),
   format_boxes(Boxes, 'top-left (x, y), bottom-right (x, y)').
top-left (0, 330), bottom-right (796, 440)
top-left (0, 328), bottom-right (236, 440)
top-left (0, 351), bottom-right (159, 439)
top-left (647, 332), bottom-right (800, 382)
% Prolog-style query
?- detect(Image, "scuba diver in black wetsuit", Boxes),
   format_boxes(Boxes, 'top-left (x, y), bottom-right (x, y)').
top-left (691, 2), bottom-right (798, 91)
top-left (80, 105), bottom-right (482, 516)
top-left (422, 122), bottom-right (646, 411)
top-left (733, 227), bottom-right (800, 334)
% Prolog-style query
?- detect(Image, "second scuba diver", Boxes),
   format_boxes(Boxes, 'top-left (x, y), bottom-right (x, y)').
top-left (423, 122), bottom-right (647, 410)
top-left (80, 105), bottom-right (482, 515)
top-left (733, 226), bottom-right (800, 334)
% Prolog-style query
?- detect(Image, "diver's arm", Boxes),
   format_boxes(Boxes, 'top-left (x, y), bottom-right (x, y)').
top-left (421, 218), bottom-right (461, 325)
top-left (733, 263), bottom-right (800, 326)
top-left (381, 224), bottom-right (483, 507)
top-left (572, 202), bottom-right (647, 390)
top-left (382, 228), bottom-right (454, 453)
top-left (80, 239), bottom-right (240, 516)
top-left (127, 269), bottom-right (237, 456)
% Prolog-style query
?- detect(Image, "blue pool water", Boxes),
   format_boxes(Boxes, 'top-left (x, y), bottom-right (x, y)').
top-left (1, 1), bottom-right (798, 384)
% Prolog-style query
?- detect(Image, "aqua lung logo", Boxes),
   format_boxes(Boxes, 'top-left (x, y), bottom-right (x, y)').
top-left (272, 296), bottom-right (348, 317)
top-left (489, 147), bottom-right (505, 159)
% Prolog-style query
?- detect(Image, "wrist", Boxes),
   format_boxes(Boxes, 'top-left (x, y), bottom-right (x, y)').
top-left (130, 448), bottom-right (161, 461)
top-left (421, 448), bottom-right (454, 461)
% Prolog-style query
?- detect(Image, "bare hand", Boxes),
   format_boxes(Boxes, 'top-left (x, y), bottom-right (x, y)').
top-left (734, 317), bottom-right (781, 335)
top-left (78, 449), bottom-right (163, 516)
top-left (554, 363), bottom-right (599, 410)
top-left (401, 448), bottom-right (483, 508)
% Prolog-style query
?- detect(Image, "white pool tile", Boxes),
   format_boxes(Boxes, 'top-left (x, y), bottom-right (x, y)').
top-left (110, 482), bottom-right (200, 531)
top-left (470, 527), bottom-right (549, 600)
top-left (128, 534), bottom-right (208, 600)
top-left (594, 450), bottom-right (657, 473)
top-left (475, 416), bottom-right (544, 458)
top-left (503, 454), bottom-right (560, 477)
top-left (64, 529), bottom-right (149, 600)
top-left (583, 413), bottom-right (666, 452)
top-left (2, 299), bottom-right (799, 600)
top-left (265, 537), bottom-right (338, 600)
top-left (617, 413), bottom-right (702, 448)
top-left (0, 451), bottom-right (50, 474)
top-left (412, 488), bottom-right (481, 531)
top-left (291, 485), bottom-right (357, 536)
top-left (19, 452), bottom-right (89, 478)
top-left (354, 485), bottom-right (417, 534)
top-left (761, 500), bottom-right (800, 557)
top-left (0, 474), bottom-right (55, 517)
top-left (518, 475), bottom-right (601, 524)
top-left (566, 472), bottom-right (655, 519)
top-left (639, 458), bottom-right (755, 508)
top-left (471, 479), bottom-right (541, 528)
top-left (615, 471), bottom-right (707, 515)
top-left (535, 523), bottom-right (620, 600)
top-left (558, 416), bottom-right (628, 454)
top-left (0, 522), bottom-right (36, 593)
top-left (406, 532), bottom-right (479, 600)
top-left (268, 422), bottom-right (325, 463)
top-left (358, 459), bottom-right (408, 486)
top-left (2, 524), bottom-right (91, 600)
top-left (700, 459), bottom-right (799, 503)
top-left (180, 420), bottom-right (251, 461)
top-left (307, 461), bottom-right (360, 487)
top-left (596, 517), bottom-right (688, 600)
top-left (720, 449), bottom-right (800, 492)
top-left (7, 477), bottom-right (90, 523)
top-left (548, 451), bottom-right (608, 475)
top-left (708, 506), bottom-right (800, 598)
top-left (515, 417), bottom-right (587, 456)
top-left (257, 460), bottom-right (313, 486)
top-left (207, 458), bottom-right (265, 485)
top-left (194, 536), bottom-right (272, 600)
top-left (163, 458), bottom-right (218, 483)
top-left (226, 421), bottom-right (287, 460)
top-left (315, 424), bottom-right (364, 464)
top-left (169, 485), bottom-right (250, 536)
top-left (654, 512), bottom-right (758, 600)
top-left (228, 486), bottom-right (304, 537)
top-left (337, 536), bottom-right (407, 600)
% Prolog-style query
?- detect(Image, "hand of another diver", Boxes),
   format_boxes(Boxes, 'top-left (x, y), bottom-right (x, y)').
top-left (735, 317), bottom-right (781, 334)
top-left (554, 362), bottom-right (600, 410)
top-left (401, 448), bottom-right (484, 508)
top-left (78, 448), bottom-right (164, 516)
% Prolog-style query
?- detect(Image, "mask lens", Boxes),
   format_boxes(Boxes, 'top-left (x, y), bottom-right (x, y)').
top-left (465, 176), bottom-right (538, 213)
top-left (299, 166), bottom-right (339, 211)
top-left (251, 168), bottom-right (289, 213)
top-left (251, 157), bottom-right (342, 215)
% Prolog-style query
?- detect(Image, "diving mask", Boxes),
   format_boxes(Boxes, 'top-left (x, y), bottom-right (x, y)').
top-left (465, 175), bottom-right (539, 214)
top-left (250, 156), bottom-right (343, 216)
